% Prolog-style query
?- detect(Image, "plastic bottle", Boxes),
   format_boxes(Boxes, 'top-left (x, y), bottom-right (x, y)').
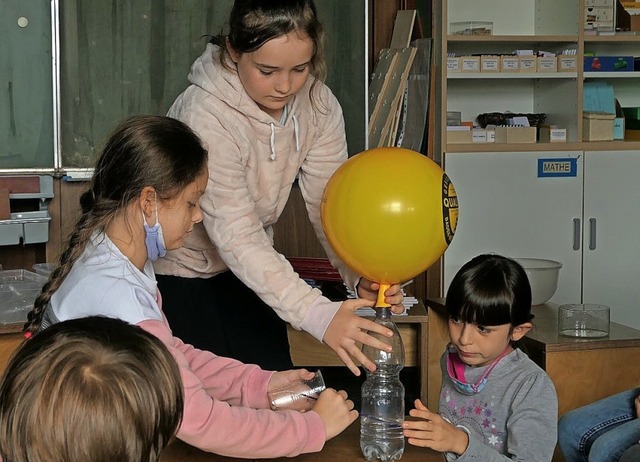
top-left (360, 306), bottom-right (405, 462)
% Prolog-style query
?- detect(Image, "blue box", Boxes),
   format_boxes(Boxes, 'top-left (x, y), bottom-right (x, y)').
top-left (584, 56), bottom-right (634, 72)
top-left (614, 117), bottom-right (625, 140)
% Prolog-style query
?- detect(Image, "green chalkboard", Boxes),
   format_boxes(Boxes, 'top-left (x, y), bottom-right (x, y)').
top-left (0, 1), bottom-right (54, 169)
top-left (0, 1), bottom-right (366, 170)
top-left (57, 0), bottom-right (367, 168)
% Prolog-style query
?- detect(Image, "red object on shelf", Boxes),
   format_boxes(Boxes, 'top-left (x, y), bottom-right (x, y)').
top-left (286, 257), bottom-right (343, 282)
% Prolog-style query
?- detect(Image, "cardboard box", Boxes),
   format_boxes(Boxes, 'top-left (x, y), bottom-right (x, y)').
top-left (558, 55), bottom-right (577, 72)
top-left (481, 55), bottom-right (500, 73)
top-left (486, 129), bottom-right (496, 143)
top-left (447, 57), bottom-right (461, 73)
top-left (540, 127), bottom-right (567, 143)
top-left (460, 56), bottom-right (480, 72)
top-left (446, 129), bottom-right (473, 143)
top-left (500, 56), bottom-right (519, 72)
top-left (472, 129), bottom-right (488, 142)
top-left (494, 126), bottom-right (537, 144)
top-left (583, 56), bottom-right (634, 72)
top-left (537, 56), bottom-right (558, 72)
top-left (519, 56), bottom-right (537, 72)
top-left (625, 129), bottom-right (640, 141)
top-left (583, 112), bottom-right (615, 141)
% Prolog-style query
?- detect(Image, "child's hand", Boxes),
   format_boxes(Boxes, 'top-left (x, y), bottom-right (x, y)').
top-left (403, 399), bottom-right (469, 456)
top-left (267, 369), bottom-right (315, 394)
top-left (357, 279), bottom-right (405, 314)
top-left (635, 395), bottom-right (640, 418)
top-left (311, 388), bottom-right (358, 440)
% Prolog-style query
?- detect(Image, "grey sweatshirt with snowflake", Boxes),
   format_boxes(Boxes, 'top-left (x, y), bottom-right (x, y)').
top-left (438, 348), bottom-right (558, 461)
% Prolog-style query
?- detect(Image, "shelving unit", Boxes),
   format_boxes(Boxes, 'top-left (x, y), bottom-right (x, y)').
top-left (434, 0), bottom-right (640, 334)
top-left (436, 0), bottom-right (640, 154)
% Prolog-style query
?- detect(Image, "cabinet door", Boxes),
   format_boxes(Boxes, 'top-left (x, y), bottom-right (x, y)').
top-left (443, 151), bottom-right (583, 304)
top-left (583, 151), bottom-right (640, 329)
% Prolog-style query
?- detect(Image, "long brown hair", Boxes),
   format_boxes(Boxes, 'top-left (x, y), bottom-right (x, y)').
top-left (23, 115), bottom-right (207, 334)
top-left (0, 316), bottom-right (183, 462)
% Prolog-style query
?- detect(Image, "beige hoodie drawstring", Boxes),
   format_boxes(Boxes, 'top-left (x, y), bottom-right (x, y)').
top-left (269, 123), bottom-right (276, 160)
top-left (269, 115), bottom-right (300, 160)
top-left (292, 114), bottom-right (300, 152)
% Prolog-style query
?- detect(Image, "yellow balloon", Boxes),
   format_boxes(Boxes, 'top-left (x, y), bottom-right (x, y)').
top-left (321, 147), bottom-right (458, 286)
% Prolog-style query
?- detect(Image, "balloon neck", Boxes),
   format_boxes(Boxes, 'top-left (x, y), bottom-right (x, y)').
top-left (376, 283), bottom-right (391, 307)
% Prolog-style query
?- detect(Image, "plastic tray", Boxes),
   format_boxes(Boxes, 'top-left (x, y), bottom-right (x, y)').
top-left (0, 270), bottom-right (47, 325)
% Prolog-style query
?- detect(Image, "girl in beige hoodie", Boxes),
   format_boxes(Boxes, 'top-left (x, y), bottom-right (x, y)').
top-left (155, 0), bottom-right (404, 374)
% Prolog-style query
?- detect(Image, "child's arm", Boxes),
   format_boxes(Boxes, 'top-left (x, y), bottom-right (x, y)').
top-left (403, 399), bottom-right (469, 455)
top-left (139, 319), bottom-right (326, 457)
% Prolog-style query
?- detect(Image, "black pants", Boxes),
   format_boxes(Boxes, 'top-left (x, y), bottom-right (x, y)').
top-left (156, 271), bottom-right (293, 371)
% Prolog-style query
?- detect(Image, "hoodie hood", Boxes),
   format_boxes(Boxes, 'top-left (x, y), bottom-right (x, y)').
top-left (187, 44), bottom-right (306, 160)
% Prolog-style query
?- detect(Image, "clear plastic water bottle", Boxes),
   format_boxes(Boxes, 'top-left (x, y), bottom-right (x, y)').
top-left (360, 306), bottom-right (405, 461)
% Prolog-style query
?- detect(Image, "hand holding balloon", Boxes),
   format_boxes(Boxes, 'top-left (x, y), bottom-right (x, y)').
top-left (357, 279), bottom-right (404, 314)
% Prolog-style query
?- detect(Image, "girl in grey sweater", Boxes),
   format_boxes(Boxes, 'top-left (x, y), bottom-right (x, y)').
top-left (403, 254), bottom-right (558, 461)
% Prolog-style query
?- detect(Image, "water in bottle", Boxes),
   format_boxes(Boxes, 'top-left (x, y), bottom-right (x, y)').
top-left (360, 307), bottom-right (405, 461)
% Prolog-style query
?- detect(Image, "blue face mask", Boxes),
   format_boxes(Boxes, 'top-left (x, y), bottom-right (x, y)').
top-left (445, 344), bottom-right (510, 395)
top-left (143, 197), bottom-right (166, 262)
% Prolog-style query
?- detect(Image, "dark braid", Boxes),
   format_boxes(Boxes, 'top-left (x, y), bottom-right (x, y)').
top-left (24, 191), bottom-right (111, 334)
top-left (23, 115), bottom-right (207, 335)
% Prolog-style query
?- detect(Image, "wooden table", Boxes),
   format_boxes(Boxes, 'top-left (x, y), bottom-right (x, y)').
top-left (287, 301), bottom-right (436, 405)
top-left (161, 420), bottom-right (443, 461)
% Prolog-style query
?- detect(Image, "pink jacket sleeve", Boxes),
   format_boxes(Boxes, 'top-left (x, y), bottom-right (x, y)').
top-left (138, 319), bottom-right (326, 458)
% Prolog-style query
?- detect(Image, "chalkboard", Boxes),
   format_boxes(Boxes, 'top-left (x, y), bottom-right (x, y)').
top-left (0, 0), bottom-right (55, 169)
top-left (0, 0), bottom-right (366, 170)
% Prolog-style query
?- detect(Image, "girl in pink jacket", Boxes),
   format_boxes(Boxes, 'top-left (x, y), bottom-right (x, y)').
top-left (23, 115), bottom-right (357, 458)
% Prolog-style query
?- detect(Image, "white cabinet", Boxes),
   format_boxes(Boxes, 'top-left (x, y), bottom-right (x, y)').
top-left (443, 150), bottom-right (640, 329)
top-left (582, 151), bottom-right (640, 328)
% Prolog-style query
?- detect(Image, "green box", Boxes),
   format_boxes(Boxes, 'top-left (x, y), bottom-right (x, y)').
top-left (622, 107), bottom-right (640, 130)
top-left (622, 107), bottom-right (640, 120)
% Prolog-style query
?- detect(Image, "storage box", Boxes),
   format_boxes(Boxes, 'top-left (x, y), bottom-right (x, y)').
top-left (460, 56), bottom-right (480, 72)
top-left (614, 117), bottom-right (625, 139)
top-left (583, 112), bottom-right (615, 141)
top-left (450, 21), bottom-right (493, 35)
top-left (0, 211), bottom-right (51, 245)
top-left (558, 55), bottom-right (577, 72)
top-left (500, 56), bottom-right (520, 72)
top-left (446, 129), bottom-right (473, 143)
top-left (447, 57), bottom-right (461, 73)
top-left (537, 56), bottom-right (558, 72)
top-left (540, 126), bottom-right (567, 143)
top-left (472, 129), bottom-right (488, 142)
top-left (625, 129), bottom-right (640, 141)
top-left (583, 56), bottom-right (634, 72)
top-left (0, 270), bottom-right (47, 325)
top-left (481, 55), bottom-right (500, 73)
top-left (494, 126), bottom-right (537, 144)
top-left (519, 56), bottom-right (537, 72)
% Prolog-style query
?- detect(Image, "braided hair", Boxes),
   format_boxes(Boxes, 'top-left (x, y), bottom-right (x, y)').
top-left (24, 115), bottom-right (207, 335)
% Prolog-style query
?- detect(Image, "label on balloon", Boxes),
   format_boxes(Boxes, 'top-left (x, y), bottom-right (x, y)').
top-left (442, 174), bottom-right (458, 245)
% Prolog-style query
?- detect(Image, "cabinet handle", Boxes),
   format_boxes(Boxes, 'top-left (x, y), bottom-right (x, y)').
top-left (573, 218), bottom-right (581, 251)
top-left (589, 218), bottom-right (597, 250)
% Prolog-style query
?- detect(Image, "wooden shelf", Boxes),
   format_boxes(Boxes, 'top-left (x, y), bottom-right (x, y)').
top-left (584, 35), bottom-right (640, 42)
top-left (584, 71), bottom-right (640, 78)
top-left (445, 141), bottom-right (640, 152)
top-left (448, 35), bottom-right (578, 43)
top-left (448, 72), bottom-right (577, 79)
